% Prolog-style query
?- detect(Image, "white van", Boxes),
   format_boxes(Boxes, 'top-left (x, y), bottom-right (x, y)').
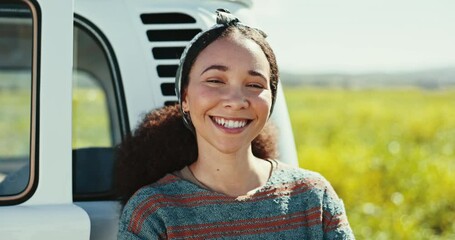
top-left (0, 0), bottom-right (297, 239)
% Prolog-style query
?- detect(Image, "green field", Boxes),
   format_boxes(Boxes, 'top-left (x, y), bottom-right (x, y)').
top-left (0, 88), bottom-right (110, 156)
top-left (2, 85), bottom-right (455, 239)
top-left (284, 87), bottom-right (455, 239)
top-left (0, 90), bottom-right (31, 156)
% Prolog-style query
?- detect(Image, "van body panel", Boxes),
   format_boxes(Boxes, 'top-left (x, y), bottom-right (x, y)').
top-left (0, 205), bottom-right (90, 239)
top-left (0, 0), bottom-right (91, 238)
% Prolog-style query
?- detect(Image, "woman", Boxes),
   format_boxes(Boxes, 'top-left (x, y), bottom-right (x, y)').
top-left (117, 9), bottom-right (354, 239)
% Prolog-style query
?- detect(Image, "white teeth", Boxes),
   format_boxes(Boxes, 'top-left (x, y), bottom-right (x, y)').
top-left (213, 117), bottom-right (247, 129)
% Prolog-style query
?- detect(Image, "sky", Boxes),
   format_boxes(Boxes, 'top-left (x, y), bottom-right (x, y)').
top-left (251, 0), bottom-right (455, 74)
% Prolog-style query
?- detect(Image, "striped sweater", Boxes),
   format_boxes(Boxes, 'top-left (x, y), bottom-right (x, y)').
top-left (118, 164), bottom-right (354, 239)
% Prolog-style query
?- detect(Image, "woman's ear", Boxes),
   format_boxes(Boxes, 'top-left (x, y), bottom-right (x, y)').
top-left (182, 91), bottom-right (189, 112)
top-left (182, 100), bottom-right (189, 112)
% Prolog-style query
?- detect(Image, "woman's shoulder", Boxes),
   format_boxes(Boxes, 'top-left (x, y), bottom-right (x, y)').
top-left (270, 161), bottom-right (345, 203)
top-left (274, 161), bottom-right (327, 180)
top-left (118, 174), bottom-right (187, 237)
top-left (270, 160), bottom-right (333, 191)
top-left (123, 174), bottom-right (190, 209)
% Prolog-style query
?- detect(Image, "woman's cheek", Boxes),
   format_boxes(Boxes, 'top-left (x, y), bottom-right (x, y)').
top-left (187, 86), bottom-right (220, 110)
top-left (257, 91), bottom-right (272, 106)
top-left (197, 86), bottom-right (223, 100)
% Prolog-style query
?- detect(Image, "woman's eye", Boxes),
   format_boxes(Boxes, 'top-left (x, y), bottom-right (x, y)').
top-left (206, 79), bottom-right (224, 84)
top-left (247, 83), bottom-right (265, 89)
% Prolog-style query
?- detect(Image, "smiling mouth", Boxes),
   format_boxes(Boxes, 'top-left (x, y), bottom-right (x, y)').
top-left (211, 116), bottom-right (251, 129)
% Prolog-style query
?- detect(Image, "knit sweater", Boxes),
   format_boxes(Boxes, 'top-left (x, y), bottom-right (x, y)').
top-left (118, 164), bottom-right (354, 239)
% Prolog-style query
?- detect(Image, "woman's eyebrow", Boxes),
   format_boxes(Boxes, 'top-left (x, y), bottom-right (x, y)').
top-left (200, 65), bottom-right (228, 75)
top-left (200, 65), bottom-right (268, 82)
top-left (248, 70), bottom-right (268, 82)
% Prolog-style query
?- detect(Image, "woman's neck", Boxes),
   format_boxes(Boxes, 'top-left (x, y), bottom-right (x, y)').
top-left (189, 148), bottom-right (272, 197)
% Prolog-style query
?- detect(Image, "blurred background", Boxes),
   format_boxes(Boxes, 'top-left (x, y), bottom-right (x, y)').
top-left (252, 0), bottom-right (455, 239)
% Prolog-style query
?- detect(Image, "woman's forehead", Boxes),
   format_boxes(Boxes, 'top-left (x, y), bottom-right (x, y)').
top-left (192, 35), bottom-right (269, 72)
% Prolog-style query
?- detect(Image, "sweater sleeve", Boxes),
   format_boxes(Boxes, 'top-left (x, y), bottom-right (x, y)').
top-left (321, 182), bottom-right (355, 240)
top-left (117, 192), bottom-right (166, 240)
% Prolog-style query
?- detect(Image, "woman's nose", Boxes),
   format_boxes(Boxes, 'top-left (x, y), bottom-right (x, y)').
top-left (222, 88), bottom-right (249, 110)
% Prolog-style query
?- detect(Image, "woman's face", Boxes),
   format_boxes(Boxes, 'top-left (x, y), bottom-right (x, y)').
top-left (182, 33), bottom-right (272, 155)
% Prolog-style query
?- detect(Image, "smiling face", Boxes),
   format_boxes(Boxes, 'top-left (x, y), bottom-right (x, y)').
top-left (182, 32), bottom-right (272, 155)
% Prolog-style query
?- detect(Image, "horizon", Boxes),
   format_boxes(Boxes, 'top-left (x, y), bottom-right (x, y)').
top-left (280, 65), bottom-right (455, 75)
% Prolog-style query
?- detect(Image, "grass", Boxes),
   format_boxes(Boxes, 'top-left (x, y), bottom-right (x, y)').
top-left (0, 87), bottom-right (110, 157)
top-left (0, 89), bottom-right (31, 157)
top-left (2, 84), bottom-right (455, 239)
top-left (72, 88), bottom-right (111, 148)
top-left (284, 87), bottom-right (455, 239)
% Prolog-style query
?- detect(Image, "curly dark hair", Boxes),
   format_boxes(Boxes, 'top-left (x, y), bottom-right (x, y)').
top-left (116, 20), bottom-right (280, 202)
top-left (115, 104), bottom-right (278, 201)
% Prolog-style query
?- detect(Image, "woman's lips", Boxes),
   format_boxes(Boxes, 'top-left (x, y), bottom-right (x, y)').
top-left (210, 116), bottom-right (252, 129)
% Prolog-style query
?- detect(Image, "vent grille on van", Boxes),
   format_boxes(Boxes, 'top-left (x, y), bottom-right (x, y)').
top-left (141, 13), bottom-right (196, 24)
top-left (142, 12), bottom-right (202, 106)
top-left (160, 83), bottom-right (176, 96)
top-left (152, 47), bottom-right (185, 59)
top-left (156, 65), bottom-right (179, 78)
top-left (146, 29), bottom-right (201, 42)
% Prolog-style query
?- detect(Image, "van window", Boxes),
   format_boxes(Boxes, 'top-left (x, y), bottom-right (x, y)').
top-left (0, 1), bottom-right (38, 203)
top-left (72, 17), bottom-right (128, 200)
